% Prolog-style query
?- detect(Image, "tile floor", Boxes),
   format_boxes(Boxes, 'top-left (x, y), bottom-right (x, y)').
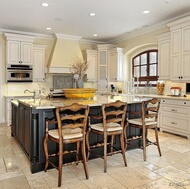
top-left (1, 123), bottom-right (190, 189)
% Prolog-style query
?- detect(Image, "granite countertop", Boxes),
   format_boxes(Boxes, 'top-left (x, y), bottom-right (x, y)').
top-left (17, 94), bottom-right (151, 109)
top-left (13, 93), bottom-right (190, 110)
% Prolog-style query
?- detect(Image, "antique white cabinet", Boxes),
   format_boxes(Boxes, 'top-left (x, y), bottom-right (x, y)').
top-left (167, 17), bottom-right (190, 81)
top-left (109, 47), bottom-right (124, 82)
top-left (33, 45), bottom-right (46, 81)
top-left (83, 49), bottom-right (98, 82)
top-left (97, 45), bottom-right (112, 91)
top-left (4, 33), bottom-right (35, 65)
top-left (159, 99), bottom-right (190, 139)
top-left (156, 32), bottom-right (170, 80)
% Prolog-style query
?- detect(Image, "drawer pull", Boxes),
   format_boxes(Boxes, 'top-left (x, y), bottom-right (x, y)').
top-left (171, 109), bottom-right (177, 112)
top-left (171, 122), bottom-right (177, 124)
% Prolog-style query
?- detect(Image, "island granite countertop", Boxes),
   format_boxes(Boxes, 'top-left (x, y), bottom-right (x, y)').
top-left (17, 94), bottom-right (152, 109)
top-left (15, 93), bottom-right (190, 110)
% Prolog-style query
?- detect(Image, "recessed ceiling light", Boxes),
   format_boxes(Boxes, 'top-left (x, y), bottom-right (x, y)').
top-left (46, 27), bottom-right (51, 30)
top-left (89, 13), bottom-right (96, 16)
top-left (41, 3), bottom-right (50, 7)
top-left (93, 34), bottom-right (98, 37)
top-left (143, 10), bottom-right (150, 14)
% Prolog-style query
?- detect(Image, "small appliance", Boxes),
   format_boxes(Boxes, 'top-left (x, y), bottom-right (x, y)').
top-left (170, 87), bottom-right (182, 96)
top-left (6, 64), bottom-right (33, 82)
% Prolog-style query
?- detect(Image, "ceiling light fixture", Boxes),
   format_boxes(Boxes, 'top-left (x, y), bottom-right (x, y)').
top-left (41, 3), bottom-right (50, 7)
top-left (93, 34), bottom-right (98, 37)
top-left (46, 27), bottom-right (51, 30)
top-left (89, 13), bottom-right (96, 16)
top-left (143, 10), bottom-right (150, 14)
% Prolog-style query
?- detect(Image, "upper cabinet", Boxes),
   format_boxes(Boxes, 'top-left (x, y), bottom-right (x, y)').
top-left (83, 49), bottom-right (98, 82)
top-left (109, 47), bottom-right (124, 82)
top-left (3, 33), bottom-right (35, 65)
top-left (167, 16), bottom-right (190, 82)
top-left (156, 32), bottom-right (170, 80)
top-left (33, 45), bottom-right (46, 82)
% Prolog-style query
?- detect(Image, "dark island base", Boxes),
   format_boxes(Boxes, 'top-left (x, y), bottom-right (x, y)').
top-left (11, 102), bottom-right (142, 173)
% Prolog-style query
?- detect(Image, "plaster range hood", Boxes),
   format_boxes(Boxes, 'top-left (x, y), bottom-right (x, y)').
top-left (47, 33), bottom-right (83, 73)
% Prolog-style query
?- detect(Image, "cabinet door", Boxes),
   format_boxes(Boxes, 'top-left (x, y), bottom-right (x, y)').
top-left (109, 48), bottom-right (124, 82)
top-left (85, 50), bottom-right (98, 82)
top-left (98, 51), bottom-right (107, 81)
top-left (20, 42), bottom-right (33, 65)
top-left (170, 29), bottom-right (181, 81)
top-left (182, 26), bottom-right (190, 81)
top-left (33, 47), bottom-right (45, 81)
top-left (6, 41), bottom-right (33, 65)
top-left (158, 39), bottom-right (170, 80)
top-left (6, 41), bottom-right (20, 64)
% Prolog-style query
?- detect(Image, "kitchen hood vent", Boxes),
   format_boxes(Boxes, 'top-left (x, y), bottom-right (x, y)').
top-left (48, 33), bottom-right (83, 73)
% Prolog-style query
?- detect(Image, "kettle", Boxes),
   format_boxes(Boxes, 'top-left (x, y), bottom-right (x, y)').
top-left (170, 87), bottom-right (182, 96)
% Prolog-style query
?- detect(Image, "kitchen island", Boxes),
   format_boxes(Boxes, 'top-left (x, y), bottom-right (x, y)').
top-left (11, 94), bottom-right (151, 173)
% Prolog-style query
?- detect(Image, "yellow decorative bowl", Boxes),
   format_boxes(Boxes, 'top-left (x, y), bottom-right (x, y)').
top-left (63, 88), bottom-right (97, 99)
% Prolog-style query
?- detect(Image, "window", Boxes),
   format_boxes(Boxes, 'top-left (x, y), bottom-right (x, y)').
top-left (132, 50), bottom-right (158, 87)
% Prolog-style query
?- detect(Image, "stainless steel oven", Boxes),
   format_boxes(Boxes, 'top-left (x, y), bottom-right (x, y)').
top-left (6, 65), bottom-right (33, 82)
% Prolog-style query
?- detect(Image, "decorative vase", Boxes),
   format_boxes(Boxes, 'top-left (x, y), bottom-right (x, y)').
top-left (77, 79), bottom-right (84, 88)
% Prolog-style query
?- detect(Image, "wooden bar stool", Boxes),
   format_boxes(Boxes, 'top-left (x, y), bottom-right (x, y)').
top-left (86, 100), bottom-right (127, 173)
top-left (43, 103), bottom-right (89, 187)
top-left (127, 98), bottom-right (161, 161)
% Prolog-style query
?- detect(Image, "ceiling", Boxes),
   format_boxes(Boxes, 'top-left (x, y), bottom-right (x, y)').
top-left (1, 0), bottom-right (190, 43)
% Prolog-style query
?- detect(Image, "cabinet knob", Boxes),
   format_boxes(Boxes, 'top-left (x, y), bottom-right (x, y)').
top-left (171, 109), bottom-right (177, 112)
top-left (171, 122), bottom-right (177, 125)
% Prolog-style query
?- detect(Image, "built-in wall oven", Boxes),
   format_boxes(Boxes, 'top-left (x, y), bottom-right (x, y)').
top-left (6, 64), bottom-right (33, 82)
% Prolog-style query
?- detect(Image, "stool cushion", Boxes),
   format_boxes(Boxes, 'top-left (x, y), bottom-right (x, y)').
top-left (128, 118), bottom-right (157, 126)
top-left (49, 128), bottom-right (83, 140)
top-left (91, 122), bottom-right (122, 132)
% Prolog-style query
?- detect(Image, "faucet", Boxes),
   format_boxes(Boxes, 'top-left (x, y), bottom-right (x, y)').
top-left (24, 89), bottom-right (36, 101)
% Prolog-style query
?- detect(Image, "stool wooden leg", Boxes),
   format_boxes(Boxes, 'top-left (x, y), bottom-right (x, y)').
top-left (58, 146), bottom-right (63, 187)
top-left (85, 129), bottom-right (90, 161)
top-left (142, 126), bottom-right (146, 161)
top-left (76, 141), bottom-right (80, 162)
top-left (43, 136), bottom-right (49, 172)
top-left (81, 141), bottom-right (89, 179)
top-left (104, 133), bottom-right (107, 173)
top-left (111, 135), bottom-right (114, 153)
top-left (155, 128), bottom-right (162, 156)
top-left (120, 133), bottom-right (127, 166)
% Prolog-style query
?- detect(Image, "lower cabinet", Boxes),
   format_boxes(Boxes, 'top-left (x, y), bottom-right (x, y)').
top-left (11, 102), bottom-right (18, 138)
top-left (16, 103), bottom-right (31, 157)
top-left (159, 99), bottom-right (190, 139)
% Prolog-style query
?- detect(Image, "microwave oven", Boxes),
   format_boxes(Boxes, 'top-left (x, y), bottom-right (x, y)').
top-left (6, 64), bottom-right (33, 82)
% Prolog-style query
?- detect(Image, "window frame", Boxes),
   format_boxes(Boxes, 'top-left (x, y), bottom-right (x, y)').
top-left (132, 50), bottom-right (158, 87)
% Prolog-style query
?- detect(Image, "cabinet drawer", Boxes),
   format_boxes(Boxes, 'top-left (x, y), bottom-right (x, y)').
top-left (160, 114), bottom-right (190, 134)
top-left (161, 99), bottom-right (190, 106)
top-left (160, 104), bottom-right (190, 117)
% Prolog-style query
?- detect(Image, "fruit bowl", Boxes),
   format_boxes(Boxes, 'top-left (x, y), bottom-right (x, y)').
top-left (63, 88), bottom-right (97, 99)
